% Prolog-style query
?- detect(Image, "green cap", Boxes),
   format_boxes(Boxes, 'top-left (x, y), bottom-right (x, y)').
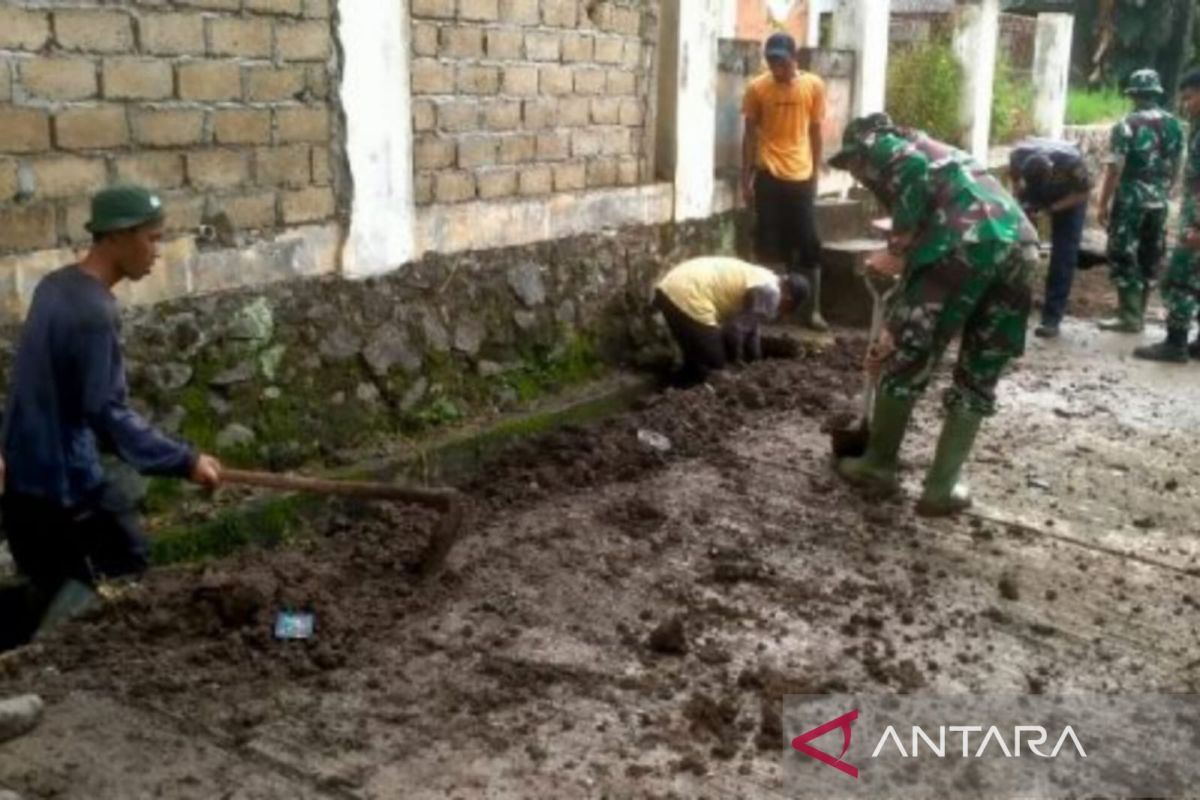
top-left (85, 185), bottom-right (165, 234)
top-left (1124, 68), bottom-right (1164, 97)
top-left (828, 113), bottom-right (896, 170)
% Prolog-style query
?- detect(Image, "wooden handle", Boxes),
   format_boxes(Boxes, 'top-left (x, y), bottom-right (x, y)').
top-left (222, 468), bottom-right (457, 511)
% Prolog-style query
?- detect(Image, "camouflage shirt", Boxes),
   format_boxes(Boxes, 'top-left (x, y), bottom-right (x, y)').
top-left (863, 131), bottom-right (1036, 269)
top-left (1179, 119), bottom-right (1200, 232)
top-left (1110, 106), bottom-right (1185, 208)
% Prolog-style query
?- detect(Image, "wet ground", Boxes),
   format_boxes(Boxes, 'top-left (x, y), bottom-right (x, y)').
top-left (1, 268), bottom-right (1199, 799)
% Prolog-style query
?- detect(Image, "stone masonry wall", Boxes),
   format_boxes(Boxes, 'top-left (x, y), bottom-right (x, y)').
top-left (410, 0), bottom-right (659, 205)
top-left (0, 1), bottom-right (342, 261)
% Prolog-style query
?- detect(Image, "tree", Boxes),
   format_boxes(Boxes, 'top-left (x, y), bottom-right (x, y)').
top-left (1074, 0), bottom-right (1195, 94)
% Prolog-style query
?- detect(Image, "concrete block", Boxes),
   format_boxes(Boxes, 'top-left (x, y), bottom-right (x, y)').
top-left (502, 65), bottom-right (538, 96)
top-left (440, 26), bottom-right (484, 59)
top-left (571, 128), bottom-right (603, 158)
top-left (483, 100), bottom-right (522, 131)
top-left (179, 61), bottom-right (243, 102)
top-left (456, 65), bottom-right (500, 95)
top-left (414, 136), bottom-right (455, 170)
top-left (103, 58), bottom-right (174, 100)
top-left (486, 28), bottom-right (523, 59)
top-left (21, 58), bottom-right (97, 101)
top-left (591, 96), bottom-right (621, 125)
top-left (586, 156), bottom-right (618, 188)
top-left (209, 17), bottom-right (273, 58)
top-left (276, 107), bottom-right (330, 143)
top-left (245, 0), bottom-right (303, 14)
top-left (412, 22), bottom-right (439, 57)
top-left (477, 167), bottom-right (517, 199)
top-left (618, 97), bottom-right (643, 126)
top-left (500, 0), bottom-right (539, 24)
top-left (522, 98), bottom-right (557, 130)
top-left (412, 0), bottom-right (455, 18)
top-left (562, 33), bottom-right (593, 63)
top-left (459, 0), bottom-right (499, 22)
top-left (256, 144), bottom-right (311, 187)
top-left (55, 106), bottom-right (129, 150)
top-left (412, 99), bottom-right (436, 132)
top-left (621, 39), bottom-right (643, 69)
top-left (536, 131), bottom-right (570, 161)
top-left (593, 36), bottom-right (624, 64)
top-left (280, 187), bottom-right (333, 224)
top-left (436, 100), bottom-right (477, 132)
top-left (0, 109), bottom-right (50, 153)
top-left (54, 9), bottom-right (133, 53)
top-left (434, 171), bottom-right (475, 203)
top-left (541, 0), bottom-right (576, 27)
top-left (559, 97), bottom-right (590, 126)
top-left (311, 147), bottom-right (331, 185)
top-left (0, 8), bottom-right (50, 50)
top-left (414, 172), bottom-right (434, 204)
top-left (139, 13), bottom-right (206, 55)
top-left (539, 65), bottom-right (573, 95)
top-left (0, 204), bottom-right (57, 251)
top-left (276, 20), bottom-right (331, 61)
top-left (519, 165), bottom-right (552, 196)
top-left (116, 152), bottom-right (186, 189)
top-left (525, 31), bottom-right (561, 61)
top-left (607, 69), bottom-right (636, 94)
top-left (553, 161), bottom-right (586, 191)
top-left (411, 59), bottom-right (454, 94)
top-left (214, 109), bottom-right (272, 145)
top-left (187, 150), bottom-right (250, 190)
top-left (617, 155), bottom-right (638, 185)
top-left (304, 0), bottom-right (330, 16)
top-left (245, 66), bottom-right (305, 101)
top-left (612, 7), bottom-right (642, 36)
top-left (458, 135), bottom-right (498, 168)
top-left (498, 134), bottom-right (536, 164)
top-left (31, 155), bottom-right (107, 199)
top-left (573, 68), bottom-right (606, 95)
top-left (132, 109), bottom-right (205, 148)
top-left (0, 158), bottom-right (19, 201)
top-left (600, 126), bottom-right (631, 155)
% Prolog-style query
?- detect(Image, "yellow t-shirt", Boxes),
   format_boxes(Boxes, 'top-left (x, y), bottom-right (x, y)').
top-left (742, 70), bottom-right (827, 181)
top-left (656, 257), bottom-right (778, 327)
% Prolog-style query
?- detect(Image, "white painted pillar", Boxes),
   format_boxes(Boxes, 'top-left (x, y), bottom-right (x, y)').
top-left (831, 0), bottom-right (890, 116)
top-left (718, 0), bottom-right (737, 39)
top-left (1033, 13), bottom-right (1074, 139)
top-left (671, 0), bottom-right (721, 221)
top-left (339, 0), bottom-right (417, 278)
top-left (953, 0), bottom-right (1000, 162)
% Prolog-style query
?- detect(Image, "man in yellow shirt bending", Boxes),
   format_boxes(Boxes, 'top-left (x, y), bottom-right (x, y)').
top-left (742, 32), bottom-right (828, 330)
top-left (653, 256), bottom-right (809, 386)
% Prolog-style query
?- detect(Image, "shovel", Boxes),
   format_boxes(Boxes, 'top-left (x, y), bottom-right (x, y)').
top-left (830, 264), bottom-right (899, 459)
top-left (222, 469), bottom-right (467, 580)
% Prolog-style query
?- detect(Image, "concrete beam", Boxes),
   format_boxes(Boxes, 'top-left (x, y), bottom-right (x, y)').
top-left (831, 0), bottom-right (890, 116)
top-left (669, 0), bottom-right (722, 221)
top-left (1033, 13), bottom-right (1074, 139)
top-left (954, 0), bottom-right (1000, 162)
top-left (339, 0), bottom-right (417, 278)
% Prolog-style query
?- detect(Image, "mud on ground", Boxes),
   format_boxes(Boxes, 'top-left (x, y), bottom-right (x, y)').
top-left (2, 297), bottom-right (1199, 798)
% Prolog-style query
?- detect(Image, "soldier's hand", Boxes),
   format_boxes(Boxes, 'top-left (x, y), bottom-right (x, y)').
top-left (864, 330), bottom-right (895, 377)
top-left (866, 250), bottom-right (904, 278)
top-left (190, 453), bottom-right (223, 488)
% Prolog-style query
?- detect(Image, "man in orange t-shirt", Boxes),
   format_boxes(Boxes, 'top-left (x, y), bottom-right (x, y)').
top-left (742, 32), bottom-right (828, 329)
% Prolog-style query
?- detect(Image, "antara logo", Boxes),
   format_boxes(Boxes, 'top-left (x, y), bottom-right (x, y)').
top-left (792, 710), bottom-right (1088, 779)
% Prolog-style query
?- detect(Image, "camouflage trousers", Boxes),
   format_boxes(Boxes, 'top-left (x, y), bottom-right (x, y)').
top-left (1106, 198), bottom-right (1168, 293)
top-left (880, 242), bottom-right (1035, 416)
top-left (1161, 239), bottom-right (1200, 332)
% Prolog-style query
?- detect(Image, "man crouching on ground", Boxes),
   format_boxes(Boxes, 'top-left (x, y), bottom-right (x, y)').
top-left (1, 185), bottom-right (222, 622)
top-left (652, 256), bottom-right (809, 387)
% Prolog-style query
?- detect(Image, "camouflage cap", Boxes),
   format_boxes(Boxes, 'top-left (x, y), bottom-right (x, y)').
top-left (85, 185), bottom-right (164, 234)
top-left (828, 113), bottom-right (896, 170)
top-left (1124, 68), bottom-right (1164, 97)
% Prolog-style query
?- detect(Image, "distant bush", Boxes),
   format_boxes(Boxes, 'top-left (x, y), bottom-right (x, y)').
top-left (1066, 87), bottom-right (1128, 125)
top-left (991, 53), bottom-right (1035, 144)
top-left (886, 41), bottom-right (965, 144)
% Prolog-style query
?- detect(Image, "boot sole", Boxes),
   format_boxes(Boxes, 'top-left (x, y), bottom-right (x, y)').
top-left (915, 498), bottom-right (972, 517)
top-left (835, 469), bottom-right (900, 497)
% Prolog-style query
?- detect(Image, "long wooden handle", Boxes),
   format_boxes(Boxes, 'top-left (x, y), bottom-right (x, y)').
top-left (222, 468), bottom-right (457, 511)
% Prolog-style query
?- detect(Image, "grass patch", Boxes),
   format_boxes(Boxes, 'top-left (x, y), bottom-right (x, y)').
top-left (150, 493), bottom-right (321, 566)
top-left (1067, 87), bottom-right (1128, 126)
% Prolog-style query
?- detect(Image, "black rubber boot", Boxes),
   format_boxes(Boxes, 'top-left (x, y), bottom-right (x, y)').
top-left (1133, 327), bottom-right (1189, 363)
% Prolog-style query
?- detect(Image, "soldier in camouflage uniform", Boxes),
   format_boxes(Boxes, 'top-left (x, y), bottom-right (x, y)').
top-left (1097, 69), bottom-right (1185, 333)
top-left (1134, 69), bottom-right (1200, 362)
top-left (828, 116), bottom-right (1039, 517)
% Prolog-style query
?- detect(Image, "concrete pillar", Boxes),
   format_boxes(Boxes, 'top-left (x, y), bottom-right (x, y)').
top-left (808, 0), bottom-right (838, 49)
top-left (665, 0), bottom-right (722, 221)
top-left (1033, 13), bottom-right (1074, 140)
top-left (953, 0), bottom-right (1000, 163)
top-left (830, 0), bottom-right (890, 116)
top-left (339, 0), bottom-right (417, 278)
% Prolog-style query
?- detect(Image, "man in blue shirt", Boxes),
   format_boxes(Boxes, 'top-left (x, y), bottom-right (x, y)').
top-left (1, 186), bottom-right (221, 608)
top-left (1009, 138), bottom-right (1094, 338)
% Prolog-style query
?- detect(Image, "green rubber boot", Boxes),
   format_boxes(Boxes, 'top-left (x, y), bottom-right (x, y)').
top-left (1098, 286), bottom-right (1145, 333)
top-left (799, 266), bottom-right (829, 331)
top-left (836, 393), bottom-right (916, 494)
top-left (1133, 326), bottom-right (1189, 363)
top-left (915, 407), bottom-right (984, 517)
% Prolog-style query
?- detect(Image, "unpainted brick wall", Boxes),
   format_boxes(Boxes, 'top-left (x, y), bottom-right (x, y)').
top-left (0, 0), bottom-right (340, 255)
top-left (411, 0), bottom-right (659, 205)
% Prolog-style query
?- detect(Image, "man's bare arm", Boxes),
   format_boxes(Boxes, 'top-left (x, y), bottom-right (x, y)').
top-left (1097, 163), bottom-right (1119, 227)
top-left (809, 121), bottom-right (823, 192)
top-left (742, 118), bottom-right (758, 204)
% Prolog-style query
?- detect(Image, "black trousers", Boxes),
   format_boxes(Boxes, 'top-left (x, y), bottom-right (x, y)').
top-left (754, 171), bottom-right (821, 272)
top-left (653, 290), bottom-right (726, 386)
top-left (2, 482), bottom-right (149, 596)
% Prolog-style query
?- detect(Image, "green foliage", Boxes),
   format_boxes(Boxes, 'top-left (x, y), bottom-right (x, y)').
top-left (886, 41), bottom-right (965, 144)
top-left (1066, 87), bottom-right (1129, 125)
top-left (991, 54), bottom-right (1035, 144)
top-left (150, 494), bottom-right (320, 565)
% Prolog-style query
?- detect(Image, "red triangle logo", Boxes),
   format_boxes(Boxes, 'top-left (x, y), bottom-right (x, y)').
top-left (791, 708), bottom-right (860, 779)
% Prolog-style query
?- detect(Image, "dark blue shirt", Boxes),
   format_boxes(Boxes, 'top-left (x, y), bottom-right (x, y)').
top-left (2, 266), bottom-right (195, 507)
top-left (1009, 138), bottom-right (1093, 212)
